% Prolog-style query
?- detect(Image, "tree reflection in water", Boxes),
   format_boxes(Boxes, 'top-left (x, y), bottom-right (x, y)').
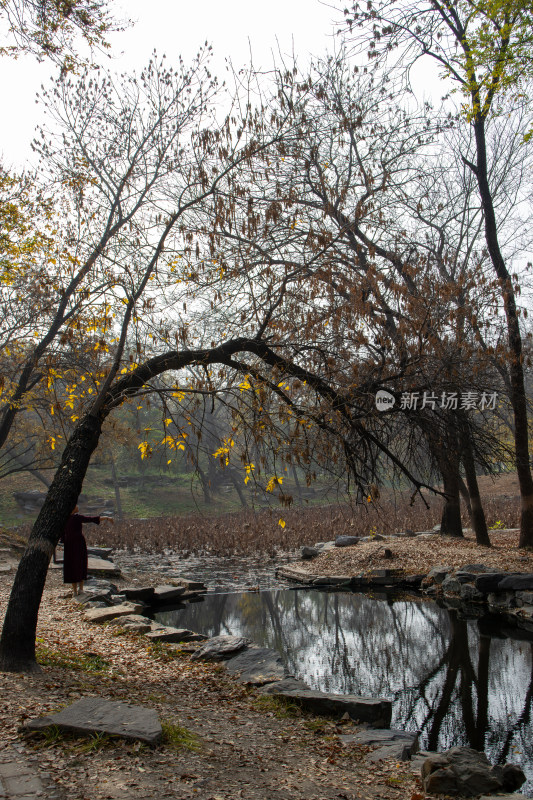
top-left (154, 589), bottom-right (533, 793)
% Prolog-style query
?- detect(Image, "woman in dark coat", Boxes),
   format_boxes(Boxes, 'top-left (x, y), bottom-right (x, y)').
top-left (61, 505), bottom-right (114, 595)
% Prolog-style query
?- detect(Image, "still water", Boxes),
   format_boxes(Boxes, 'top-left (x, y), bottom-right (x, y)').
top-left (154, 589), bottom-right (533, 795)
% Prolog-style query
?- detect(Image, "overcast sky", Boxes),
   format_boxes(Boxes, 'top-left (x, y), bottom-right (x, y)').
top-left (0, 0), bottom-right (445, 169)
top-left (0, 0), bottom-right (346, 167)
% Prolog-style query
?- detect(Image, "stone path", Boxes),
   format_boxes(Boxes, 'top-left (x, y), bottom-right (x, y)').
top-left (0, 748), bottom-right (63, 799)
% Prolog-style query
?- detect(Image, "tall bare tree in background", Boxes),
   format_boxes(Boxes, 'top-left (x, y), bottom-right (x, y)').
top-left (342, 0), bottom-right (533, 546)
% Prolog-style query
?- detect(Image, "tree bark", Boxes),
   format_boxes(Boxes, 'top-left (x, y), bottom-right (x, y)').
top-left (440, 462), bottom-right (463, 537)
top-left (0, 413), bottom-right (103, 672)
top-left (461, 431), bottom-right (491, 547)
top-left (472, 117), bottom-right (533, 548)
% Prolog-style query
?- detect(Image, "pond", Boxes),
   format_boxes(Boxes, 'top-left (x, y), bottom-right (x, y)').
top-left (153, 588), bottom-right (533, 796)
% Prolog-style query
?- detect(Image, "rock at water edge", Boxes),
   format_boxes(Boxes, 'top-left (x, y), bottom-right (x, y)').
top-left (191, 635), bottom-right (251, 661)
top-left (224, 646), bottom-right (285, 686)
top-left (84, 602), bottom-right (144, 623)
top-left (266, 689), bottom-right (392, 728)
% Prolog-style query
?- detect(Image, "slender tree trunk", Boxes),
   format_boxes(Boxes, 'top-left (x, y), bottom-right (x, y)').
top-left (228, 469), bottom-right (248, 508)
top-left (0, 413), bottom-right (103, 672)
top-left (473, 118), bottom-right (533, 548)
top-left (291, 465), bottom-right (304, 505)
top-left (461, 432), bottom-right (491, 547)
top-left (458, 475), bottom-right (473, 521)
top-left (109, 453), bottom-right (124, 521)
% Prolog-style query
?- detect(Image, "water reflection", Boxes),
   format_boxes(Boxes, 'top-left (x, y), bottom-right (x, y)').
top-left (154, 589), bottom-right (533, 795)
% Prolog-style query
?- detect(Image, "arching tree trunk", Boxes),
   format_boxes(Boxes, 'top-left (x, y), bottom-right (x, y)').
top-left (0, 413), bottom-right (104, 672)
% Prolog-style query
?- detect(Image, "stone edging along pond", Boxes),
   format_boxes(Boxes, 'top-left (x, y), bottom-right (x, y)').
top-left (276, 536), bottom-right (533, 636)
top-left (75, 576), bottom-right (529, 798)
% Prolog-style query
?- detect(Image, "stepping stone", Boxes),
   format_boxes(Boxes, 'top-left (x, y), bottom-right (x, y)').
top-left (191, 635), bottom-right (251, 661)
top-left (153, 585), bottom-right (186, 603)
top-left (24, 697), bottom-right (162, 745)
top-left (144, 626), bottom-right (195, 643)
top-left (224, 646), bottom-right (285, 686)
top-left (123, 586), bottom-right (156, 602)
top-left (108, 614), bottom-right (154, 633)
top-left (87, 557), bottom-right (122, 578)
top-left (87, 547), bottom-right (113, 559)
top-left (84, 602), bottom-right (144, 623)
top-left (258, 677), bottom-right (311, 694)
top-left (340, 728), bottom-right (419, 760)
top-left (265, 688), bottom-right (392, 727)
top-left (171, 578), bottom-right (207, 591)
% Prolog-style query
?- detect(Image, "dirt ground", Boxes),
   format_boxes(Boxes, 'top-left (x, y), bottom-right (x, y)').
top-left (0, 569), bottom-right (425, 800)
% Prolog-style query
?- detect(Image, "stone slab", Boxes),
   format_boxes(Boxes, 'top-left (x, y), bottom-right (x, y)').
top-left (144, 627), bottom-right (195, 643)
top-left (87, 557), bottom-right (122, 578)
top-left (24, 697), bottom-right (162, 745)
top-left (312, 576), bottom-right (352, 586)
top-left (367, 743), bottom-right (414, 762)
top-left (475, 573), bottom-right (508, 593)
top-left (171, 578), bottom-right (207, 591)
top-left (153, 585), bottom-right (186, 603)
top-left (265, 689), bottom-right (392, 727)
top-left (339, 728), bottom-right (419, 750)
top-left (258, 677), bottom-right (311, 694)
top-left (87, 547), bottom-right (113, 559)
top-left (84, 602), bottom-right (144, 623)
top-left (224, 646), bottom-right (285, 686)
top-left (191, 635), bottom-right (251, 661)
top-left (123, 586), bottom-right (155, 602)
top-left (498, 574), bottom-right (533, 591)
top-left (108, 614), bottom-right (154, 633)
top-left (335, 536), bottom-right (360, 548)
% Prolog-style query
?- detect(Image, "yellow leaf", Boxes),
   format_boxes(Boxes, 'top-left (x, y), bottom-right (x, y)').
top-left (278, 519), bottom-right (286, 528)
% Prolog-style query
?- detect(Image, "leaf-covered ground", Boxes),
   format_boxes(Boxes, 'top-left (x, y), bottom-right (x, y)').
top-left (295, 529), bottom-right (533, 579)
top-left (0, 570), bottom-right (425, 800)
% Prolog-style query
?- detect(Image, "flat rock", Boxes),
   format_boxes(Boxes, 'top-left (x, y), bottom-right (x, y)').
top-left (84, 579), bottom-right (118, 594)
top-left (123, 586), bottom-right (155, 602)
top-left (108, 614), bottom-right (154, 633)
top-left (144, 626), bottom-right (195, 643)
top-left (258, 677), bottom-right (311, 694)
top-left (475, 573), bottom-right (508, 593)
top-left (340, 728), bottom-right (418, 750)
top-left (264, 689), bottom-right (392, 727)
top-left (498, 573), bottom-right (533, 591)
top-left (87, 557), bottom-right (122, 578)
top-left (367, 743), bottom-right (415, 762)
top-left (87, 547), bottom-right (113, 559)
top-left (84, 602), bottom-right (144, 623)
top-left (190, 635), bottom-right (252, 661)
top-left (224, 646), bottom-right (285, 686)
top-left (360, 534), bottom-right (385, 542)
top-left (73, 592), bottom-right (113, 607)
top-left (24, 697), bottom-right (161, 745)
top-left (335, 536), bottom-right (360, 548)
top-left (153, 585), bottom-right (186, 603)
top-left (171, 578), bottom-right (207, 591)
top-left (301, 546), bottom-right (320, 559)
